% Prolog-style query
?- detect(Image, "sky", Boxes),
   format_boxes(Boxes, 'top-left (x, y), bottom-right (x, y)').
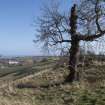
top-left (0, 0), bottom-right (72, 56)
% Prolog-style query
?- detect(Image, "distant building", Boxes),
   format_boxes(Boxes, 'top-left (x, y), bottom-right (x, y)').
top-left (0, 57), bottom-right (35, 66)
top-left (8, 60), bottom-right (19, 65)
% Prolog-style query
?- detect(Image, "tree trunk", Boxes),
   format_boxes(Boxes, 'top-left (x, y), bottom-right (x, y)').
top-left (64, 4), bottom-right (80, 83)
top-left (65, 38), bottom-right (80, 82)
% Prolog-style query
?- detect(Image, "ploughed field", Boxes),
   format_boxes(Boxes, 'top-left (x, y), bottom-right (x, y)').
top-left (0, 57), bottom-right (105, 105)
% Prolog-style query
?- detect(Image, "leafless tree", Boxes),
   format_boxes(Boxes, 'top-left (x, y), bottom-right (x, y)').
top-left (35, 0), bottom-right (105, 82)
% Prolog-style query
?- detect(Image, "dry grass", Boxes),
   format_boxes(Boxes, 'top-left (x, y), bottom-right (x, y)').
top-left (0, 58), bottom-right (105, 105)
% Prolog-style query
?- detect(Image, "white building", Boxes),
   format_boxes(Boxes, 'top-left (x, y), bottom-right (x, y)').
top-left (8, 60), bottom-right (19, 65)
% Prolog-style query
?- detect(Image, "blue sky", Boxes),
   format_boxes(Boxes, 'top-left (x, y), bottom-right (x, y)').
top-left (0, 0), bottom-right (72, 56)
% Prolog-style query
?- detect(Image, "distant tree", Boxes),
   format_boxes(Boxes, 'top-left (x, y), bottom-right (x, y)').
top-left (35, 0), bottom-right (105, 82)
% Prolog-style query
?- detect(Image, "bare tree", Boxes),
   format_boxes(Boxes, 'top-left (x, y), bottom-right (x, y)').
top-left (35, 0), bottom-right (105, 82)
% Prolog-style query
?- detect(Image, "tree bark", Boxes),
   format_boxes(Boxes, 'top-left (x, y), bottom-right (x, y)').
top-left (65, 37), bottom-right (80, 82)
top-left (65, 4), bottom-right (80, 82)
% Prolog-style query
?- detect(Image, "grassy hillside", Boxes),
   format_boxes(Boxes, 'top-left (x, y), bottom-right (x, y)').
top-left (0, 57), bottom-right (105, 105)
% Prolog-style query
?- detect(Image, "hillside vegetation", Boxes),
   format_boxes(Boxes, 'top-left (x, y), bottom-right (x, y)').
top-left (0, 57), bottom-right (105, 105)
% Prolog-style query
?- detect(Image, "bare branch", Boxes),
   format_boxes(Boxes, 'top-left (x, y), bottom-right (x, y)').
top-left (78, 30), bottom-right (105, 41)
top-left (95, 0), bottom-right (102, 32)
